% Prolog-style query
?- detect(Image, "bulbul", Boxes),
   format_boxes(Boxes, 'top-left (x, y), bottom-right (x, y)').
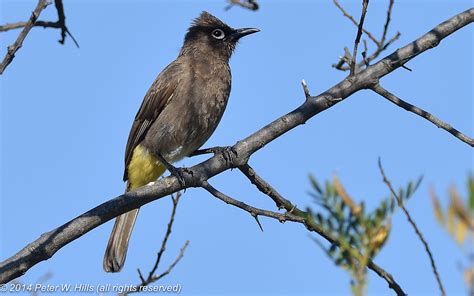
top-left (103, 11), bottom-right (259, 273)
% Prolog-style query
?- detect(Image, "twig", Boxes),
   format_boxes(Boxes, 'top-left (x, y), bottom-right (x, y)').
top-left (125, 193), bottom-right (189, 295)
top-left (0, 0), bottom-right (79, 47)
top-left (378, 159), bottom-right (446, 296)
top-left (202, 176), bottom-right (407, 296)
top-left (0, 0), bottom-right (50, 75)
top-left (381, 0), bottom-right (395, 45)
top-left (362, 39), bottom-right (369, 67)
top-left (333, 0), bottom-right (379, 45)
top-left (0, 20), bottom-right (59, 32)
top-left (371, 84), bottom-right (474, 147)
top-left (1, 7), bottom-right (472, 285)
top-left (225, 0), bottom-right (259, 11)
top-left (239, 164), bottom-right (293, 210)
top-left (147, 193), bottom-right (180, 281)
top-left (239, 165), bottom-right (406, 295)
top-left (301, 79), bottom-right (312, 101)
top-left (351, 0), bottom-right (370, 75)
top-left (124, 242), bottom-right (188, 295)
top-left (332, 0), bottom-right (400, 71)
top-left (52, 0), bottom-right (79, 47)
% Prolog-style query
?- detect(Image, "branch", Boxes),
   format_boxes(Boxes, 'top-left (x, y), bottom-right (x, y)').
top-left (0, 20), bottom-right (60, 32)
top-left (52, 0), bottom-right (79, 47)
top-left (0, 0), bottom-right (78, 75)
top-left (238, 164), bottom-right (406, 295)
top-left (1, 7), bottom-right (472, 284)
top-left (351, 0), bottom-right (370, 75)
top-left (0, 0), bottom-right (50, 75)
top-left (381, 0), bottom-right (395, 45)
top-left (371, 84), bottom-right (474, 147)
top-left (225, 0), bottom-right (259, 11)
top-left (378, 159), bottom-right (446, 296)
top-left (333, 0), bottom-right (400, 71)
top-left (123, 192), bottom-right (188, 295)
top-left (333, 0), bottom-right (378, 45)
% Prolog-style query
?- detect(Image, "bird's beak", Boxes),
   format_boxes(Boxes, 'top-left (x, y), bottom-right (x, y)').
top-left (230, 28), bottom-right (260, 41)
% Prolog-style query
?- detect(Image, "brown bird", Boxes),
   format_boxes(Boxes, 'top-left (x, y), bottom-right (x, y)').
top-left (103, 11), bottom-right (259, 272)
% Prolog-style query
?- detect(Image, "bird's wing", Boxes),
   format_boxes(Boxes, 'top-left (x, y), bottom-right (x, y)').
top-left (123, 62), bottom-right (181, 181)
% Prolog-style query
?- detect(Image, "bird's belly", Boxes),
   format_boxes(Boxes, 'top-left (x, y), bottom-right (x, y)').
top-left (142, 94), bottom-right (228, 163)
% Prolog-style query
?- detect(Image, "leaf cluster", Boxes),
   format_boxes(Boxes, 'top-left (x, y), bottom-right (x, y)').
top-left (307, 175), bottom-right (421, 295)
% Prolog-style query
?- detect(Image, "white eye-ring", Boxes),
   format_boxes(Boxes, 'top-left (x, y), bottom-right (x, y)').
top-left (211, 29), bottom-right (225, 40)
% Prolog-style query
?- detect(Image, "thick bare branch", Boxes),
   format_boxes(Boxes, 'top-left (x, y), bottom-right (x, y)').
top-left (372, 84), bottom-right (474, 147)
top-left (378, 159), bottom-right (446, 296)
top-left (1, 7), bottom-right (472, 285)
top-left (0, 0), bottom-right (50, 75)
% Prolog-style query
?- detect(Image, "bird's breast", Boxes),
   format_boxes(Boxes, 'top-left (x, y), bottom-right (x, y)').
top-left (143, 61), bottom-right (231, 163)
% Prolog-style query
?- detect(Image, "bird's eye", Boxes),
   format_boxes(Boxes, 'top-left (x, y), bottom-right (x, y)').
top-left (211, 29), bottom-right (225, 40)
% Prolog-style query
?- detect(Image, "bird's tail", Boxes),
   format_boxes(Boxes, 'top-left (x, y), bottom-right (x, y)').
top-left (103, 146), bottom-right (166, 272)
top-left (103, 202), bottom-right (140, 272)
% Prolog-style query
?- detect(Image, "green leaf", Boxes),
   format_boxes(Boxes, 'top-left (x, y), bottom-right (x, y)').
top-left (316, 213), bottom-right (324, 225)
top-left (327, 218), bottom-right (334, 231)
top-left (309, 174), bottom-right (323, 194)
top-left (328, 244), bottom-right (338, 256)
top-left (406, 182), bottom-right (413, 198)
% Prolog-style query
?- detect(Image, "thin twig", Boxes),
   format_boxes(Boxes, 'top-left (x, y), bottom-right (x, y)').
top-left (0, 0), bottom-right (79, 47)
top-left (125, 193), bottom-right (189, 295)
top-left (333, 0), bottom-right (379, 45)
top-left (372, 84), bottom-right (474, 147)
top-left (332, 0), bottom-right (400, 72)
top-left (378, 159), bottom-right (446, 296)
top-left (301, 79), bottom-right (312, 101)
top-left (147, 193), bottom-right (180, 281)
top-left (124, 241), bottom-right (189, 296)
top-left (238, 164), bottom-right (406, 295)
top-left (351, 0), bottom-right (370, 75)
top-left (52, 0), bottom-right (79, 47)
top-left (0, 0), bottom-right (50, 75)
top-left (225, 0), bottom-right (259, 11)
top-left (0, 20), bottom-right (59, 32)
top-left (381, 0), bottom-right (395, 45)
top-left (2, 7), bottom-right (472, 285)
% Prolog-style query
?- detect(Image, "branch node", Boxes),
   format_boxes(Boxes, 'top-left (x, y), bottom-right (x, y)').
top-left (252, 213), bottom-right (264, 232)
top-left (401, 65), bottom-right (412, 72)
top-left (301, 79), bottom-right (312, 101)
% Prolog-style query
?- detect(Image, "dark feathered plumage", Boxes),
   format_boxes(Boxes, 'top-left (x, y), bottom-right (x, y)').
top-left (104, 11), bottom-right (258, 273)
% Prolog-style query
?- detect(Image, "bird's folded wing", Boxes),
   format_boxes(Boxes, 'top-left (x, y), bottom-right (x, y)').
top-left (123, 61), bottom-right (181, 181)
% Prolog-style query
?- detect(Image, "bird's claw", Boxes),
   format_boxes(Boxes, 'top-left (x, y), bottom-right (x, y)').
top-left (209, 146), bottom-right (237, 167)
top-left (168, 166), bottom-right (193, 189)
top-left (156, 153), bottom-right (191, 188)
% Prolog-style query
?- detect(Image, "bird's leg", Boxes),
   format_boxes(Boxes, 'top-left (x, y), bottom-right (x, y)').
top-left (155, 153), bottom-right (190, 188)
top-left (190, 146), bottom-right (237, 168)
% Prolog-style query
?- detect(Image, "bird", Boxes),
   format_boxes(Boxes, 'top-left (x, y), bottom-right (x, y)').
top-left (103, 11), bottom-right (259, 273)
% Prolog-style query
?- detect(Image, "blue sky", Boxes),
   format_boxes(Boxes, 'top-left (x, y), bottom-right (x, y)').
top-left (1, 0), bottom-right (473, 295)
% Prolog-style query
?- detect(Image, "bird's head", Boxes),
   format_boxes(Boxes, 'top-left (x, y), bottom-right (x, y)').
top-left (181, 11), bottom-right (259, 60)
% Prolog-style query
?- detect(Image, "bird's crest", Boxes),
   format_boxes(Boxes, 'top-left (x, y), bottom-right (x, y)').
top-left (190, 11), bottom-right (231, 30)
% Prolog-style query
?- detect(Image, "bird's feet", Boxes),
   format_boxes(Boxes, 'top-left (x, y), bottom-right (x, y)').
top-left (191, 146), bottom-right (237, 167)
top-left (168, 166), bottom-right (193, 189)
top-left (156, 154), bottom-right (192, 188)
